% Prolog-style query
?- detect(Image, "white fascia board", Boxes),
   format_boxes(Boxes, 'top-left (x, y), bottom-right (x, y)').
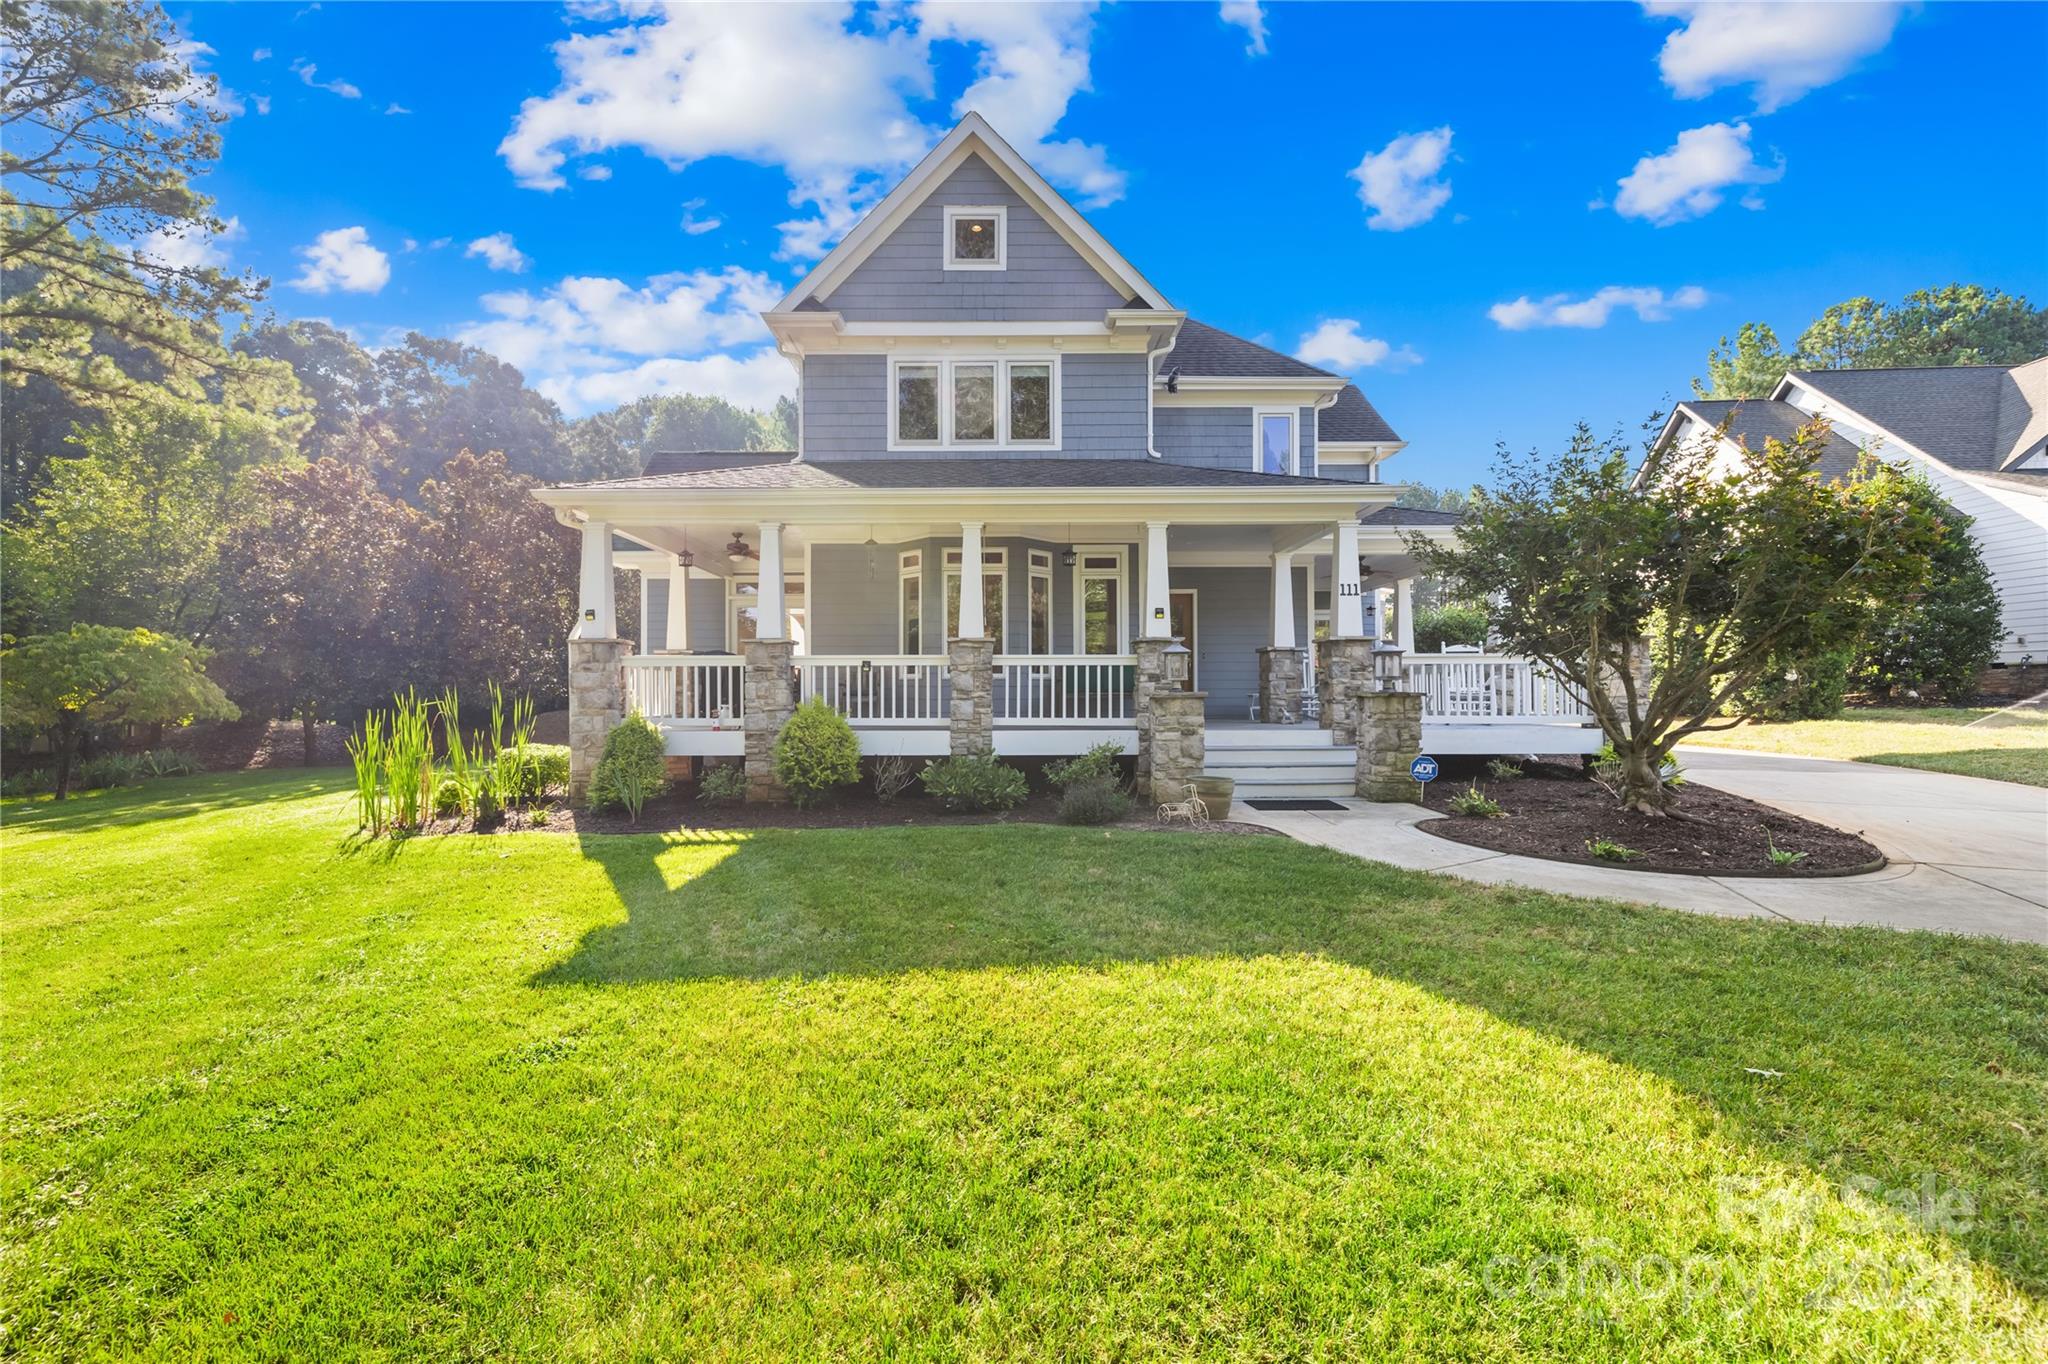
top-left (533, 483), bottom-right (1374, 528)
top-left (1317, 441), bottom-right (1405, 463)
top-left (838, 320), bottom-right (1110, 338)
top-left (1164, 375), bottom-right (1340, 393)
top-left (779, 113), bottom-right (1171, 313)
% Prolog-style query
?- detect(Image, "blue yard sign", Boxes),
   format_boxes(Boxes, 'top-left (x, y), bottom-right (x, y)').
top-left (1410, 755), bottom-right (1439, 785)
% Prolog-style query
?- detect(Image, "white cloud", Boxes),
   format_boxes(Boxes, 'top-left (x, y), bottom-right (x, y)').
top-left (136, 215), bottom-right (245, 272)
top-left (455, 266), bottom-right (788, 415)
top-left (1646, 1), bottom-right (1905, 112)
top-left (465, 232), bottom-right (532, 273)
top-left (1348, 127), bottom-right (1453, 232)
top-left (577, 164), bottom-right (613, 182)
top-left (1220, 2), bottom-right (1268, 55)
top-left (252, 94), bottom-right (271, 115)
top-left (1612, 121), bottom-right (1783, 224)
top-left (1487, 285), bottom-right (1709, 331)
top-left (291, 226), bottom-right (391, 293)
top-left (160, 39), bottom-right (243, 119)
top-left (1293, 319), bottom-right (1421, 371)
top-left (252, 47), bottom-right (272, 61)
top-left (385, 102), bottom-right (411, 116)
top-left (680, 198), bottom-right (722, 236)
top-left (501, 2), bottom-right (1122, 261)
top-left (290, 58), bottom-right (361, 99)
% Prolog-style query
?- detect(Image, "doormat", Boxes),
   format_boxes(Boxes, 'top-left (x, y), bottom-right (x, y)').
top-left (1245, 799), bottom-right (1348, 812)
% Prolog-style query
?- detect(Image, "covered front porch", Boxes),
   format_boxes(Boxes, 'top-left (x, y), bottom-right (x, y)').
top-left (537, 469), bottom-right (1601, 799)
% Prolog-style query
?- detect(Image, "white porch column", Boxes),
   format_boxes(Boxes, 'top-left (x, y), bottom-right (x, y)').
top-left (1142, 520), bottom-right (1172, 638)
top-left (1269, 551), bottom-right (1296, 649)
top-left (956, 521), bottom-right (985, 638)
top-left (1395, 577), bottom-right (1417, 652)
top-left (756, 522), bottom-right (785, 641)
top-left (572, 520), bottom-right (616, 639)
top-left (663, 553), bottom-right (691, 652)
top-left (1333, 520), bottom-right (1365, 638)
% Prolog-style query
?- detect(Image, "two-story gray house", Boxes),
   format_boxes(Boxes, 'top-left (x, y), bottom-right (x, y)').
top-left (537, 115), bottom-right (1597, 801)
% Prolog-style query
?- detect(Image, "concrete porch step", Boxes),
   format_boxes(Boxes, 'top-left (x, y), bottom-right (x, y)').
top-left (1204, 747), bottom-right (1356, 771)
top-left (1206, 726), bottom-right (1343, 750)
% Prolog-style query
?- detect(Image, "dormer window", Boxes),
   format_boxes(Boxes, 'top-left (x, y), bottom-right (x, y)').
top-left (943, 205), bottom-right (1006, 270)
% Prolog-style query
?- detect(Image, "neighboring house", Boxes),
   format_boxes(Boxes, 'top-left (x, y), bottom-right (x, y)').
top-left (1656, 358), bottom-right (2048, 688)
top-left (537, 115), bottom-right (1597, 800)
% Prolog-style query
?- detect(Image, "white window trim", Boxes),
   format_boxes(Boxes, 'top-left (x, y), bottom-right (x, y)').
top-left (1069, 545), bottom-right (1129, 655)
top-left (943, 545), bottom-right (1009, 648)
top-left (898, 550), bottom-right (923, 654)
top-left (1253, 407), bottom-right (1298, 476)
top-left (942, 204), bottom-right (1007, 271)
top-left (888, 354), bottom-right (1062, 451)
top-left (1026, 550), bottom-right (1054, 655)
top-left (723, 573), bottom-right (806, 652)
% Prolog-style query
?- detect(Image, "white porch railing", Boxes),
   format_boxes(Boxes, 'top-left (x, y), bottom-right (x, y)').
top-left (623, 656), bottom-right (744, 725)
top-left (994, 655), bottom-right (1136, 724)
top-left (1402, 654), bottom-right (1594, 722)
top-left (797, 655), bottom-right (948, 725)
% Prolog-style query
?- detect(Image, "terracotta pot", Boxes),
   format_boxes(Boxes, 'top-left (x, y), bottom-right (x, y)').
top-left (1193, 775), bottom-right (1234, 819)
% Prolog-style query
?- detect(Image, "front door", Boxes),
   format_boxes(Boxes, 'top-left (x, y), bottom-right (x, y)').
top-left (1169, 589), bottom-right (1198, 691)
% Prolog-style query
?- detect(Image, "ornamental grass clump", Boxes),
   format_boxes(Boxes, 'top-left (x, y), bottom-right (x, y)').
top-left (382, 689), bottom-right (436, 832)
top-left (588, 711), bottom-right (669, 824)
top-left (1044, 740), bottom-right (1128, 794)
top-left (772, 699), bottom-right (861, 808)
top-left (1447, 783), bottom-right (1504, 818)
top-left (346, 716), bottom-right (386, 835)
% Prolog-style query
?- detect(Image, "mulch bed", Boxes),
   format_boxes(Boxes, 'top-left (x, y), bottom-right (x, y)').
top-left (1419, 767), bottom-right (1883, 877)
top-left (413, 782), bottom-right (1278, 839)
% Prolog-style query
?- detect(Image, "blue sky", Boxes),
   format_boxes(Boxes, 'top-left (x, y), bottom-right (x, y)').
top-left (163, 1), bottom-right (2048, 489)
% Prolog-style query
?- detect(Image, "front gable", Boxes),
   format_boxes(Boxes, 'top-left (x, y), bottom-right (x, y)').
top-left (821, 153), bottom-right (1129, 322)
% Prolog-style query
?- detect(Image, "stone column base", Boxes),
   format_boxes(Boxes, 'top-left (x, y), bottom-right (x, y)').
top-left (1256, 646), bottom-right (1304, 724)
top-left (1355, 690), bottom-right (1424, 803)
top-left (1320, 638), bottom-right (1376, 742)
top-left (1145, 689), bottom-right (1207, 806)
top-left (743, 637), bottom-right (796, 802)
top-left (948, 638), bottom-right (995, 755)
top-left (567, 636), bottom-right (629, 802)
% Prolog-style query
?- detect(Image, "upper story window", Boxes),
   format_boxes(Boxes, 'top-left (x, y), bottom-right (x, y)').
top-left (943, 205), bottom-right (1006, 270)
top-left (1256, 408), bottom-right (1297, 476)
top-left (890, 356), bottom-right (1060, 450)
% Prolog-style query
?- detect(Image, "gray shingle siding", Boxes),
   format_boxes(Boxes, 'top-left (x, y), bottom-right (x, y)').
top-left (1173, 565), bottom-right (1309, 720)
top-left (824, 155), bottom-right (1126, 322)
top-left (801, 351), bottom-right (1147, 460)
top-left (1299, 405), bottom-right (1316, 477)
top-left (641, 576), bottom-right (731, 653)
top-left (1154, 406), bottom-right (1317, 474)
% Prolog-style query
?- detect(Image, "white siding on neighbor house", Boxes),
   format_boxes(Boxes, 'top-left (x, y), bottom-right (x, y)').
top-left (802, 352), bottom-right (1147, 459)
top-left (1155, 406), bottom-right (1318, 475)
top-left (823, 155), bottom-right (1128, 321)
top-left (1938, 470), bottom-right (2048, 663)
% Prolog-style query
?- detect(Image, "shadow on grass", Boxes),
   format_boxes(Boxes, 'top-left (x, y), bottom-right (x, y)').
top-left (1862, 749), bottom-right (2048, 788)
top-left (541, 821), bottom-right (2048, 1297)
top-left (1, 768), bottom-right (347, 832)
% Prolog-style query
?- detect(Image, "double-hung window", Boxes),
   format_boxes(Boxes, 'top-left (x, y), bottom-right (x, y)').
top-left (1255, 408), bottom-right (1297, 476)
top-left (890, 357), bottom-right (1059, 449)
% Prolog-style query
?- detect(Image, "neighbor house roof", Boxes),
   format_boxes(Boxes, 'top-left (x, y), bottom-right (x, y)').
top-left (1166, 319), bottom-right (1338, 381)
top-left (560, 458), bottom-right (1356, 494)
top-left (1319, 384), bottom-right (1401, 444)
top-left (1673, 398), bottom-right (1866, 479)
top-left (1786, 361), bottom-right (2048, 473)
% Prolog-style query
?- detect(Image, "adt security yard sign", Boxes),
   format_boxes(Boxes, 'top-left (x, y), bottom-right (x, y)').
top-left (1410, 755), bottom-right (1439, 786)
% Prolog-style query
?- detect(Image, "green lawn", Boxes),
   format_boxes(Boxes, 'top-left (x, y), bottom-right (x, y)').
top-left (4, 771), bottom-right (2045, 1361)
top-left (1683, 705), bottom-right (2048, 787)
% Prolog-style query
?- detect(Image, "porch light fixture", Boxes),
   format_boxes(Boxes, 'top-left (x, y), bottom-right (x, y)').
top-left (1062, 546), bottom-right (1077, 568)
top-left (1372, 642), bottom-right (1405, 691)
top-left (677, 538), bottom-right (694, 569)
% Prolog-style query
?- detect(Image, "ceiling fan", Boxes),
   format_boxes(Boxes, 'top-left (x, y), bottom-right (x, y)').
top-left (725, 529), bottom-right (759, 564)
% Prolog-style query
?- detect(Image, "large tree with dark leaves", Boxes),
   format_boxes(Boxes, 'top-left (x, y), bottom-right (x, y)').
top-left (374, 334), bottom-right (575, 496)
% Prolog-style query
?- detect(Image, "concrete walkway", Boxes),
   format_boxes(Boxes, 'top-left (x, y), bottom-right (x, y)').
top-left (1232, 748), bottom-right (2047, 944)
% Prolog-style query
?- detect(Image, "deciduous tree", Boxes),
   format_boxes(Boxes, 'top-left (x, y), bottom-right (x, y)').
top-left (1414, 424), bottom-right (1944, 813)
top-left (0, 624), bottom-right (237, 798)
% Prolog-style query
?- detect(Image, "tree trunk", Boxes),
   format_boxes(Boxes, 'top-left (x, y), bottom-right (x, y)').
top-left (301, 705), bottom-right (319, 767)
top-left (1619, 743), bottom-right (1672, 816)
top-left (52, 719), bottom-right (79, 801)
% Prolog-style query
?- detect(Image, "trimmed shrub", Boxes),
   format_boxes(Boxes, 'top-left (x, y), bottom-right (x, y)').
top-left (587, 712), bottom-right (669, 821)
top-left (1414, 603), bottom-right (1488, 652)
top-left (922, 754), bottom-right (1028, 812)
top-left (1447, 783), bottom-right (1504, 817)
top-left (772, 699), bottom-right (861, 808)
top-left (433, 777), bottom-right (465, 818)
top-left (1734, 645), bottom-right (1855, 721)
top-left (1057, 776), bottom-right (1131, 825)
top-left (76, 752), bottom-right (145, 789)
top-left (697, 762), bottom-right (747, 805)
top-left (1043, 740), bottom-right (1127, 793)
top-left (499, 744), bottom-right (570, 800)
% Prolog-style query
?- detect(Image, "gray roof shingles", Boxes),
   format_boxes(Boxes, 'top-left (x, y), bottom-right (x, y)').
top-left (1167, 319), bottom-right (1338, 380)
top-left (1360, 505), bottom-right (1463, 527)
top-left (641, 449), bottom-right (798, 477)
top-left (1789, 365), bottom-right (2022, 472)
top-left (563, 457), bottom-right (1358, 493)
top-left (1320, 384), bottom-right (1401, 443)
top-left (1676, 398), bottom-right (1866, 479)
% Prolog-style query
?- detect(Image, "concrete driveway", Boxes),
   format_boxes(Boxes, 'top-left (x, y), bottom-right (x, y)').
top-left (1233, 749), bottom-right (2047, 944)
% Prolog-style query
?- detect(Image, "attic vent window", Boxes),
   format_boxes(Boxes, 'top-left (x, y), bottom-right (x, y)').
top-left (944, 205), bottom-right (1006, 270)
